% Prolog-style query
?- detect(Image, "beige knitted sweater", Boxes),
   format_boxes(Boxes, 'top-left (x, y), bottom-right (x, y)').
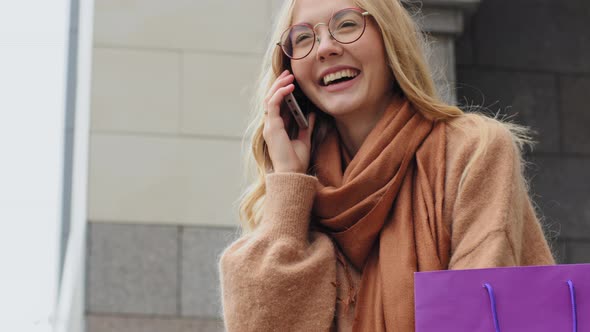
top-left (219, 115), bottom-right (556, 332)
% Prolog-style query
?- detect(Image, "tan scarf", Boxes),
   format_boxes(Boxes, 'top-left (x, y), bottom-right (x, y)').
top-left (311, 96), bottom-right (451, 331)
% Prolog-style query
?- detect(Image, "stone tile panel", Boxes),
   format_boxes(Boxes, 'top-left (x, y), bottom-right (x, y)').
top-left (181, 226), bottom-right (240, 318)
top-left (86, 314), bottom-right (224, 332)
top-left (455, 15), bottom-right (475, 66)
top-left (567, 241), bottom-right (590, 264)
top-left (88, 134), bottom-right (243, 227)
top-left (94, 0), bottom-right (271, 54)
top-left (528, 157), bottom-right (590, 240)
top-left (180, 53), bottom-right (261, 138)
top-left (456, 68), bottom-right (559, 153)
top-left (87, 223), bottom-right (178, 315)
top-left (91, 48), bottom-right (181, 134)
top-left (473, 0), bottom-right (590, 73)
top-left (560, 75), bottom-right (590, 154)
top-left (550, 239), bottom-right (567, 264)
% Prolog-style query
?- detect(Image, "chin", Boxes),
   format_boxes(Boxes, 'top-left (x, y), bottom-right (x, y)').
top-left (320, 104), bottom-right (357, 118)
top-left (326, 97), bottom-right (361, 111)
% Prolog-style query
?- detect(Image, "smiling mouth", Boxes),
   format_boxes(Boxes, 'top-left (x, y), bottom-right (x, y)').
top-left (320, 69), bottom-right (361, 86)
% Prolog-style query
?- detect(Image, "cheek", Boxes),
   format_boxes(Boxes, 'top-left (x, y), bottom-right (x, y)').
top-left (291, 63), bottom-right (316, 95)
top-left (360, 43), bottom-right (390, 82)
top-left (291, 62), bottom-right (301, 77)
top-left (362, 32), bottom-right (387, 64)
top-left (291, 60), bottom-right (310, 82)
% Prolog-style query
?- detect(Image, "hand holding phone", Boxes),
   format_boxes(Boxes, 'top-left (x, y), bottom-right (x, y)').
top-left (262, 70), bottom-right (315, 174)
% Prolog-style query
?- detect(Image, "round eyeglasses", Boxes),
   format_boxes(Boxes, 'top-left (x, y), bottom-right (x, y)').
top-left (277, 8), bottom-right (370, 60)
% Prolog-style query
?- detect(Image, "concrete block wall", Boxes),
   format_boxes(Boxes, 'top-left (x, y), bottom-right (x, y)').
top-left (455, 0), bottom-right (590, 264)
top-left (86, 0), bottom-right (274, 330)
top-left (86, 223), bottom-right (239, 331)
top-left (86, 0), bottom-right (477, 331)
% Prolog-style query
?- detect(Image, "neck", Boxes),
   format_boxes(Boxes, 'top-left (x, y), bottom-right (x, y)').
top-left (334, 94), bottom-right (397, 157)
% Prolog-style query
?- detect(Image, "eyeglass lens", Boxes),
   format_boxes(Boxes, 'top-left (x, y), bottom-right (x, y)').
top-left (280, 9), bottom-right (366, 59)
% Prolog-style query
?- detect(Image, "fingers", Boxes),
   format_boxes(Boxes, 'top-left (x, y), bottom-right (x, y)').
top-left (263, 82), bottom-right (294, 147)
top-left (263, 71), bottom-right (294, 142)
top-left (264, 70), bottom-right (289, 105)
top-left (266, 83), bottom-right (294, 118)
top-left (264, 70), bottom-right (294, 114)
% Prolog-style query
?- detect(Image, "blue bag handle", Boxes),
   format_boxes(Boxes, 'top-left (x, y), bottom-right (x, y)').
top-left (482, 280), bottom-right (578, 332)
top-left (482, 283), bottom-right (501, 332)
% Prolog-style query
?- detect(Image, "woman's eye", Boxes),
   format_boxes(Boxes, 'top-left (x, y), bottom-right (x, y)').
top-left (295, 34), bottom-right (312, 44)
top-left (338, 20), bottom-right (358, 29)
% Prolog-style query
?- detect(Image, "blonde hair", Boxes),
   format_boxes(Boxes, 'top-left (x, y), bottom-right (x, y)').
top-left (235, 0), bottom-right (532, 232)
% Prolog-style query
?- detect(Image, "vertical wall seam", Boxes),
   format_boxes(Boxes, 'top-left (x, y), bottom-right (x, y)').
top-left (178, 51), bottom-right (183, 135)
top-left (177, 225), bottom-right (183, 316)
top-left (85, 222), bottom-right (92, 313)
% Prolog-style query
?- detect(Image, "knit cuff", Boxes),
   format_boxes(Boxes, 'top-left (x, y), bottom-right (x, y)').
top-left (261, 172), bottom-right (319, 242)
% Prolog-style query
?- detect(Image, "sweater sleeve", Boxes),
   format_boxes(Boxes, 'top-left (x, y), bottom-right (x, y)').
top-left (219, 172), bottom-right (337, 332)
top-left (445, 116), bottom-right (556, 270)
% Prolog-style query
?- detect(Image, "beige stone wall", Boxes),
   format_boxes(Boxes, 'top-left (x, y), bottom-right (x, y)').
top-left (89, 1), bottom-right (276, 227)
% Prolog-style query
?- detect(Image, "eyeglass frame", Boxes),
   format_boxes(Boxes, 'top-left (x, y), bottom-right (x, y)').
top-left (276, 7), bottom-right (371, 60)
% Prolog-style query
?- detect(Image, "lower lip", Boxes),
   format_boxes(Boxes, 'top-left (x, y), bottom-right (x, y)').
top-left (322, 73), bottom-right (361, 92)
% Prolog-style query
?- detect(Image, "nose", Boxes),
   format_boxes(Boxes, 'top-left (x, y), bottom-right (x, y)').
top-left (313, 24), bottom-right (342, 61)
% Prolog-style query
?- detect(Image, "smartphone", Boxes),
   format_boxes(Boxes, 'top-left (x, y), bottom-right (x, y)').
top-left (284, 92), bottom-right (309, 129)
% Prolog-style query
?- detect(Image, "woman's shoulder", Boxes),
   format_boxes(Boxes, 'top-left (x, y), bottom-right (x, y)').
top-left (444, 112), bottom-right (528, 162)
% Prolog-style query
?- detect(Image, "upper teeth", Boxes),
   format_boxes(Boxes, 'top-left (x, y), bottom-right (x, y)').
top-left (323, 69), bottom-right (359, 86)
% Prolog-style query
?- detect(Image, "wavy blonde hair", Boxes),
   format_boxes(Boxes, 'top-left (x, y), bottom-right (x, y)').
top-left (236, 0), bottom-right (534, 233)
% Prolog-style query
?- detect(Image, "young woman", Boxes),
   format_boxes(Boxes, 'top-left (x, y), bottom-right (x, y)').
top-left (219, 0), bottom-right (556, 331)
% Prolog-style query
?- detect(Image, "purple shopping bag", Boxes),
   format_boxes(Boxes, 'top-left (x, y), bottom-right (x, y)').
top-left (414, 264), bottom-right (590, 332)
